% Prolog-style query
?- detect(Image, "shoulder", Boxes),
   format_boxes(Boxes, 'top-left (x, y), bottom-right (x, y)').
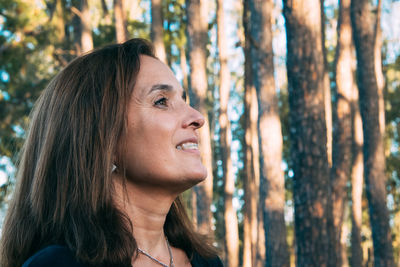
top-left (22, 245), bottom-right (85, 267)
top-left (190, 252), bottom-right (224, 267)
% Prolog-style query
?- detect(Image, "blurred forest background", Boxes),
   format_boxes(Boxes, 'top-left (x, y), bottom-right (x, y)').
top-left (0, 0), bottom-right (399, 266)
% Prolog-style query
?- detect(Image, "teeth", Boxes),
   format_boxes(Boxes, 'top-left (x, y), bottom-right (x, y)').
top-left (177, 142), bottom-right (198, 150)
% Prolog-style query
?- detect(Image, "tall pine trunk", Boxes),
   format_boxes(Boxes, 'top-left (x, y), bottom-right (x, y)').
top-left (320, 0), bottom-right (333, 167)
top-left (328, 0), bottom-right (353, 265)
top-left (80, 0), bottom-right (93, 53)
top-left (216, 0), bottom-right (239, 266)
top-left (242, 0), bottom-right (264, 265)
top-left (150, 0), bottom-right (167, 63)
top-left (186, 0), bottom-right (213, 234)
top-left (114, 0), bottom-right (128, 43)
top-left (351, 0), bottom-right (394, 266)
top-left (350, 69), bottom-right (364, 267)
top-left (283, 0), bottom-right (330, 265)
top-left (248, 0), bottom-right (289, 266)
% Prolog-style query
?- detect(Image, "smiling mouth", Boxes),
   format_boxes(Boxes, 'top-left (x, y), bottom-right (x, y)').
top-left (176, 142), bottom-right (199, 151)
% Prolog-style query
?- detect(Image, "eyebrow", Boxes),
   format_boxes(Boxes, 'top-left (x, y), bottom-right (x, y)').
top-left (148, 83), bottom-right (187, 101)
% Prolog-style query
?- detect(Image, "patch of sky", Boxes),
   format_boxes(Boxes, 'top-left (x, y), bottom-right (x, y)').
top-left (288, 169), bottom-right (294, 178)
top-left (27, 42), bottom-right (35, 50)
top-left (0, 70), bottom-right (10, 83)
top-left (12, 125), bottom-right (25, 138)
top-left (233, 197), bottom-right (240, 210)
top-left (141, 0), bottom-right (151, 24)
top-left (0, 90), bottom-right (10, 101)
top-left (0, 156), bottom-right (15, 179)
top-left (382, 1), bottom-right (400, 64)
top-left (0, 171), bottom-right (7, 186)
top-left (281, 161), bottom-right (288, 171)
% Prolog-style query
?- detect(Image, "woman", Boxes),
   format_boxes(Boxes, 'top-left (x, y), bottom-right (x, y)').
top-left (0, 39), bottom-right (222, 267)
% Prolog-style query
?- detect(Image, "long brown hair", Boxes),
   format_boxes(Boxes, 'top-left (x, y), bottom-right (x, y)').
top-left (0, 38), bottom-right (216, 267)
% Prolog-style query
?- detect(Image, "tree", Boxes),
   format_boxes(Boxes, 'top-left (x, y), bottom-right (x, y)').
top-left (114, 0), bottom-right (128, 43)
top-left (351, 0), bottom-right (395, 266)
top-left (328, 0), bottom-right (354, 265)
top-left (242, 0), bottom-right (264, 265)
top-left (185, 0), bottom-right (213, 234)
top-left (216, 0), bottom-right (239, 266)
top-left (150, 0), bottom-right (167, 63)
top-left (248, 0), bottom-right (289, 266)
top-left (350, 60), bottom-right (364, 267)
top-left (283, 0), bottom-right (330, 265)
top-left (78, 0), bottom-right (93, 54)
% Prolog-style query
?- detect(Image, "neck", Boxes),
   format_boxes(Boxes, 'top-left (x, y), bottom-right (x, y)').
top-left (113, 176), bottom-right (177, 253)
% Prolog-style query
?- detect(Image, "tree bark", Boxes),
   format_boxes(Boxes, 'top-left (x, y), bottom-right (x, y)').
top-left (216, 0), bottom-right (239, 266)
top-left (185, 0), bottom-right (213, 235)
top-left (80, 0), bottom-right (93, 54)
top-left (320, 0), bottom-right (333, 168)
top-left (328, 0), bottom-right (353, 265)
top-left (151, 0), bottom-right (167, 64)
top-left (242, 0), bottom-right (263, 265)
top-left (374, 0), bottom-right (385, 136)
top-left (351, 0), bottom-right (395, 266)
top-left (248, 0), bottom-right (289, 266)
top-left (114, 0), bottom-right (128, 43)
top-left (283, 0), bottom-right (330, 265)
top-left (350, 73), bottom-right (364, 267)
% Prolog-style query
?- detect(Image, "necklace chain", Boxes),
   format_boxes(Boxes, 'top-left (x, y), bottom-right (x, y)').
top-left (137, 237), bottom-right (175, 267)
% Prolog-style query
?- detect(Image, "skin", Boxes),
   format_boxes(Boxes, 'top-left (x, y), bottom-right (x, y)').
top-left (113, 55), bottom-right (207, 266)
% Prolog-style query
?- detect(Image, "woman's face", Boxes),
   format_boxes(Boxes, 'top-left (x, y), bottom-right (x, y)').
top-left (117, 55), bottom-right (207, 192)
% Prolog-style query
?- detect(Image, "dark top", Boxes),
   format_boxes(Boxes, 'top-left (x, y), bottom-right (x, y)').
top-left (23, 245), bottom-right (223, 267)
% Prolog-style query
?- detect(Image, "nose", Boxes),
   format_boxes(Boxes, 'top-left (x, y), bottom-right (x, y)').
top-left (183, 105), bottom-right (205, 129)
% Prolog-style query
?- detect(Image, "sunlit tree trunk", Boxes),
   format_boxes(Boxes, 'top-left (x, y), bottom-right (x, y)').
top-left (151, 0), bottom-right (167, 63)
top-left (114, 0), bottom-right (128, 43)
top-left (320, 0), bottom-right (332, 167)
top-left (374, 0), bottom-right (385, 136)
top-left (350, 73), bottom-right (364, 267)
top-left (243, 0), bottom-right (264, 265)
top-left (180, 46), bottom-right (189, 95)
top-left (186, 0), bottom-right (213, 235)
top-left (248, 0), bottom-right (289, 266)
top-left (340, 209), bottom-right (350, 267)
top-left (328, 0), bottom-right (353, 265)
top-left (216, 0), bottom-right (239, 266)
top-left (283, 0), bottom-right (330, 265)
top-left (80, 0), bottom-right (93, 53)
top-left (351, 0), bottom-right (395, 266)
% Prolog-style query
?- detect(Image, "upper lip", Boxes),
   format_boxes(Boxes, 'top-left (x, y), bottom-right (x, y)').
top-left (176, 137), bottom-right (199, 147)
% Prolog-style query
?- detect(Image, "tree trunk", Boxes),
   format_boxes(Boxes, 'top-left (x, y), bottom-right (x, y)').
top-left (151, 0), bottom-right (167, 63)
top-left (80, 0), bottom-right (93, 53)
top-left (185, 0), bottom-right (213, 235)
top-left (351, 0), bottom-right (395, 266)
top-left (320, 0), bottom-right (333, 167)
top-left (248, 0), bottom-right (289, 266)
top-left (374, 0), bottom-right (385, 136)
top-left (242, 0), bottom-right (263, 265)
top-left (283, 0), bottom-right (330, 265)
top-left (180, 45), bottom-right (189, 96)
top-left (328, 0), bottom-right (353, 265)
top-left (114, 0), bottom-right (128, 43)
top-left (216, 0), bottom-right (239, 266)
top-left (350, 76), bottom-right (364, 267)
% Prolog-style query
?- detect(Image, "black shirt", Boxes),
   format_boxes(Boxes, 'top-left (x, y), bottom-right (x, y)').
top-left (23, 245), bottom-right (223, 267)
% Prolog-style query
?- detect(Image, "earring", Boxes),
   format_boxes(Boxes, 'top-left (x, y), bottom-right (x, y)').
top-left (112, 164), bottom-right (117, 172)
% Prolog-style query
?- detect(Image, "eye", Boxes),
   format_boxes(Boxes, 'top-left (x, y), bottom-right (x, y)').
top-left (154, 97), bottom-right (168, 107)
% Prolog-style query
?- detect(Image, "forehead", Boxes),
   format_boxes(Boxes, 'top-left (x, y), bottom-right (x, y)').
top-left (133, 55), bottom-right (183, 97)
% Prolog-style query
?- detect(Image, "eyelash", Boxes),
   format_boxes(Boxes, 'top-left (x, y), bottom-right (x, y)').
top-left (154, 97), bottom-right (168, 107)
